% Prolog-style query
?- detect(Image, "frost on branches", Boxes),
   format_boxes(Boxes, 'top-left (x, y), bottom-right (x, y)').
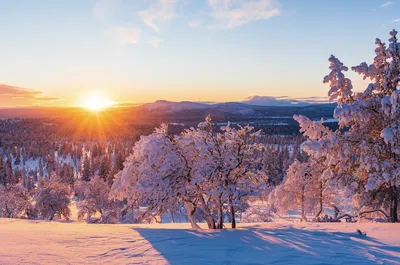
top-left (111, 116), bottom-right (267, 229)
top-left (269, 159), bottom-right (335, 222)
top-left (0, 184), bottom-right (32, 219)
top-left (295, 30), bottom-right (400, 222)
top-left (77, 176), bottom-right (121, 224)
top-left (34, 175), bottom-right (71, 221)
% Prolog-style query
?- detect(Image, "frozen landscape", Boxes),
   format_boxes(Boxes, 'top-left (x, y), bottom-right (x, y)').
top-left (1, 1), bottom-right (400, 265)
top-left (1, 218), bottom-right (400, 265)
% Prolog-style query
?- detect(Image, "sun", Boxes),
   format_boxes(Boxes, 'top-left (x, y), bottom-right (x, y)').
top-left (83, 95), bottom-right (114, 111)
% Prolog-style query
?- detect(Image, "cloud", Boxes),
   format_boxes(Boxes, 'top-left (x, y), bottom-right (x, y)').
top-left (93, 0), bottom-right (120, 20)
top-left (139, 0), bottom-right (178, 32)
top-left (380, 1), bottom-right (393, 7)
top-left (188, 20), bottom-right (204, 28)
top-left (149, 37), bottom-right (163, 48)
top-left (208, 0), bottom-right (280, 29)
top-left (393, 18), bottom-right (400, 23)
top-left (0, 84), bottom-right (61, 107)
top-left (106, 26), bottom-right (141, 45)
top-left (35, 96), bottom-right (63, 101)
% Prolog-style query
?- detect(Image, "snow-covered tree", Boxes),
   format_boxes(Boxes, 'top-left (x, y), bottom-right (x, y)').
top-left (178, 117), bottom-right (266, 228)
top-left (77, 176), bottom-right (120, 223)
top-left (294, 30), bottom-right (400, 222)
top-left (269, 158), bottom-right (334, 221)
top-left (0, 184), bottom-right (32, 219)
top-left (111, 124), bottom-right (187, 225)
top-left (111, 117), bottom-right (267, 229)
top-left (34, 175), bottom-right (71, 221)
top-left (58, 163), bottom-right (75, 186)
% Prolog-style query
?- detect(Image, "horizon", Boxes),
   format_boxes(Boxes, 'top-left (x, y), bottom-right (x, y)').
top-left (1, 0), bottom-right (399, 108)
top-left (0, 95), bottom-right (333, 110)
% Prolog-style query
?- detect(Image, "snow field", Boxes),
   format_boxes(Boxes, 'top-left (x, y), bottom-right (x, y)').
top-left (0, 219), bottom-right (399, 265)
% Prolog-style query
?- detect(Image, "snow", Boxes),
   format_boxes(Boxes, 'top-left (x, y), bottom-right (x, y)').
top-left (0, 219), bottom-right (399, 265)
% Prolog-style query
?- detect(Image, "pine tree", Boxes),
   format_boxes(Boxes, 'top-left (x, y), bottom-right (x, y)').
top-left (99, 155), bottom-right (111, 182)
top-left (0, 157), bottom-right (6, 186)
top-left (81, 154), bottom-right (92, 182)
top-left (14, 148), bottom-right (21, 165)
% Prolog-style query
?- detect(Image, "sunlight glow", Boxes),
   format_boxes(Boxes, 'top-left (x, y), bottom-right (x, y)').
top-left (83, 95), bottom-right (114, 111)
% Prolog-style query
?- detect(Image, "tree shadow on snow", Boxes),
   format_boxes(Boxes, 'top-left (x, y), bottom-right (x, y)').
top-left (130, 226), bottom-right (400, 265)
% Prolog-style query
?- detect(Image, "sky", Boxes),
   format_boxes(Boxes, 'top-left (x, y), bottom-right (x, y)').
top-left (0, 0), bottom-right (399, 107)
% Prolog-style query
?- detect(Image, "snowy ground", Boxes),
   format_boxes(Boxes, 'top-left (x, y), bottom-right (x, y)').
top-left (0, 219), bottom-right (399, 265)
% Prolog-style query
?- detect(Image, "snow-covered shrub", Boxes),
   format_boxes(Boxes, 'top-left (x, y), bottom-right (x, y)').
top-left (34, 175), bottom-right (71, 221)
top-left (241, 202), bottom-right (273, 223)
top-left (118, 206), bottom-right (157, 224)
top-left (73, 180), bottom-right (87, 200)
top-left (269, 158), bottom-right (339, 221)
top-left (269, 160), bottom-right (320, 221)
top-left (77, 176), bottom-right (121, 223)
top-left (0, 184), bottom-right (32, 219)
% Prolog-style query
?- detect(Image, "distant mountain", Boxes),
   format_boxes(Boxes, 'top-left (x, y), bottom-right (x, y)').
top-left (243, 96), bottom-right (310, 106)
top-left (136, 100), bottom-right (208, 112)
top-left (130, 100), bottom-right (335, 123)
top-left (134, 100), bottom-right (258, 115)
top-left (135, 95), bottom-right (328, 113)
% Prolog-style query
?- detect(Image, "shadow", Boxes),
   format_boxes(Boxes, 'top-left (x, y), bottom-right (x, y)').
top-left (130, 226), bottom-right (400, 265)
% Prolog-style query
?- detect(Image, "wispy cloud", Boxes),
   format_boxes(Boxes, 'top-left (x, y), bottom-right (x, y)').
top-left (188, 20), bottom-right (204, 28)
top-left (208, 0), bottom-right (280, 29)
top-left (106, 26), bottom-right (141, 45)
top-left (0, 84), bottom-right (61, 107)
top-left (380, 1), bottom-right (393, 7)
top-left (150, 37), bottom-right (163, 48)
top-left (393, 18), bottom-right (400, 23)
top-left (139, 0), bottom-right (178, 32)
top-left (93, 0), bottom-right (120, 20)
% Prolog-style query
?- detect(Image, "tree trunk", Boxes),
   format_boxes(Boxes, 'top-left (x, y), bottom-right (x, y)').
top-left (49, 204), bottom-right (56, 221)
top-left (171, 212), bottom-right (175, 223)
top-left (389, 185), bottom-right (398, 223)
top-left (216, 196), bottom-right (224, 229)
top-left (184, 202), bottom-right (200, 229)
top-left (199, 195), bottom-right (216, 229)
top-left (206, 214), bottom-right (216, 229)
top-left (314, 182), bottom-right (323, 219)
top-left (216, 193), bottom-right (224, 229)
top-left (301, 185), bottom-right (307, 222)
top-left (332, 205), bottom-right (340, 219)
top-left (229, 205), bottom-right (236, 229)
top-left (217, 207), bottom-right (223, 229)
top-left (5, 205), bottom-right (12, 218)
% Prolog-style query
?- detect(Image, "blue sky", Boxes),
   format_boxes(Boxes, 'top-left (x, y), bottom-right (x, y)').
top-left (0, 0), bottom-right (399, 107)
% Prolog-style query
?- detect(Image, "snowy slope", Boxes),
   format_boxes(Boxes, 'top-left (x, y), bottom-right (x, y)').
top-left (0, 219), bottom-right (399, 265)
